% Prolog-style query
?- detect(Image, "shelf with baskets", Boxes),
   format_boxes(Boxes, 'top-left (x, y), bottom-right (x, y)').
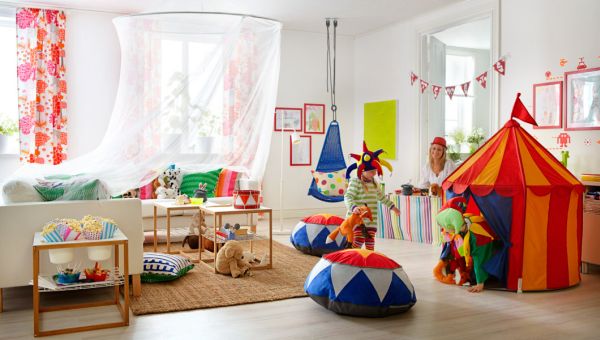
top-left (32, 230), bottom-right (129, 337)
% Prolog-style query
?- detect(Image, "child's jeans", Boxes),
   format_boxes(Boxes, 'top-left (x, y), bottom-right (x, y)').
top-left (352, 224), bottom-right (377, 250)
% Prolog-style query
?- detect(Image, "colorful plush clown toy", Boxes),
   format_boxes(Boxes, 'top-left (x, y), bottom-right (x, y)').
top-left (342, 141), bottom-right (400, 250)
top-left (434, 196), bottom-right (498, 293)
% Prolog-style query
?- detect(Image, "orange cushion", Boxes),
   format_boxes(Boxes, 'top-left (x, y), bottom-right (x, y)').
top-left (215, 169), bottom-right (241, 197)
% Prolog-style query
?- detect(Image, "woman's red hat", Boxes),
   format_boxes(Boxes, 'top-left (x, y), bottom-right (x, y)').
top-left (431, 136), bottom-right (447, 148)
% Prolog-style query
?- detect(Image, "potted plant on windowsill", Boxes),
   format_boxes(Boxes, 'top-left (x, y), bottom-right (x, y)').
top-left (447, 128), bottom-right (465, 163)
top-left (0, 118), bottom-right (18, 154)
top-left (467, 128), bottom-right (486, 154)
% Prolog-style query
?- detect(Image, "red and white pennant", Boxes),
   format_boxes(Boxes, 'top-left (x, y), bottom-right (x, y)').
top-left (410, 57), bottom-right (506, 100)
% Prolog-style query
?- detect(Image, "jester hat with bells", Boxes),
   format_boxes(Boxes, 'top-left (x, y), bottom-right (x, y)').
top-left (435, 196), bottom-right (467, 234)
top-left (345, 141), bottom-right (393, 179)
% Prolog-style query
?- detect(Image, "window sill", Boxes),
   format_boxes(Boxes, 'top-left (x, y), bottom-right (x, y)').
top-left (0, 153), bottom-right (19, 159)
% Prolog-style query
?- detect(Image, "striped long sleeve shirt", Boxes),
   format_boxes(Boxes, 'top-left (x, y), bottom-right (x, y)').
top-left (344, 177), bottom-right (395, 228)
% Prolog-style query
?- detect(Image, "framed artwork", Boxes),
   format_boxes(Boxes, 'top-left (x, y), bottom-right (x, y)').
top-left (564, 67), bottom-right (600, 130)
top-left (303, 103), bottom-right (325, 134)
top-left (533, 81), bottom-right (562, 129)
top-left (274, 107), bottom-right (303, 132)
top-left (290, 135), bottom-right (311, 166)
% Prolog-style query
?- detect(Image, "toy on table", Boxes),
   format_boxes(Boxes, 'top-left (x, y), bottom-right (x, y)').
top-left (193, 183), bottom-right (208, 203)
top-left (55, 264), bottom-right (82, 284)
top-left (175, 194), bottom-right (191, 205)
top-left (84, 262), bottom-right (110, 282)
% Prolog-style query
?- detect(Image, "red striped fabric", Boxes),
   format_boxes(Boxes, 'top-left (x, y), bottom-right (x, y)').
top-left (215, 169), bottom-right (240, 197)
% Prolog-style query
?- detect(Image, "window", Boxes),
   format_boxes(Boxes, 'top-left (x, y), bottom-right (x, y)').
top-left (160, 38), bottom-right (224, 154)
top-left (0, 12), bottom-right (17, 154)
top-left (445, 53), bottom-right (474, 152)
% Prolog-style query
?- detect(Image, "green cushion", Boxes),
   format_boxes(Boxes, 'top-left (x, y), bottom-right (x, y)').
top-left (180, 168), bottom-right (222, 198)
top-left (34, 179), bottom-right (103, 201)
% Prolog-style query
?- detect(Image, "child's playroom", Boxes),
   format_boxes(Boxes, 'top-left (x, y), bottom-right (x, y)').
top-left (0, 0), bottom-right (599, 338)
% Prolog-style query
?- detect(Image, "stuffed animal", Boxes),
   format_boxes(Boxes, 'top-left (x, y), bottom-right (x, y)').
top-left (325, 205), bottom-right (373, 246)
top-left (122, 188), bottom-right (139, 198)
top-left (156, 186), bottom-right (176, 199)
top-left (430, 183), bottom-right (440, 197)
top-left (215, 240), bottom-right (251, 278)
top-left (155, 168), bottom-right (182, 198)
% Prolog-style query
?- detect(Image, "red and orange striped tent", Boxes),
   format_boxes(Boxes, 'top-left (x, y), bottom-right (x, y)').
top-left (442, 94), bottom-right (584, 291)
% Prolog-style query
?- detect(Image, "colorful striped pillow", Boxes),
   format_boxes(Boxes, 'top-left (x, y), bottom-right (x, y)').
top-left (179, 168), bottom-right (222, 198)
top-left (215, 169), bottom-right (241, 197)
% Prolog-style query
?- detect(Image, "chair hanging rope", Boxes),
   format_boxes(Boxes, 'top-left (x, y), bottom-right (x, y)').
top-left (307, 18), bottom-right (347, 203)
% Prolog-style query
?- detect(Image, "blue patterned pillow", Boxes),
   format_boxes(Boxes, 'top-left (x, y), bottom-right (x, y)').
top-left (141, 252), bottom-right (194, 283)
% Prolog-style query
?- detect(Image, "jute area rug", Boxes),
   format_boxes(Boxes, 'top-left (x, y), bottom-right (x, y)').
top-left (130, 240), bottom-right (319, 315)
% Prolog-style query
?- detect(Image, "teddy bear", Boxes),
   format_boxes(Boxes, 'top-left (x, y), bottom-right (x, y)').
top-left (215, 240), bottom-right (251, 278)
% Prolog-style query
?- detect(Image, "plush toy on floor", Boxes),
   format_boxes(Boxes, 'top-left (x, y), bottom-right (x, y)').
top-left (325, 205), bottom-right (372, 248)
top-left (216, 240), bottom-right (251, 278)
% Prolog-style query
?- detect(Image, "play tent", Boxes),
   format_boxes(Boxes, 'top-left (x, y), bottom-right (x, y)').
top-left (442, 94), bottom-right (584, 291)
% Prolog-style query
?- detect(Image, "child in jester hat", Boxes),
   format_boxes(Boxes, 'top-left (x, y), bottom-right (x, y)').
top-left (343, 141), bottom-right (400, 250)
top-left (435, 196), bottom-right (499, 293)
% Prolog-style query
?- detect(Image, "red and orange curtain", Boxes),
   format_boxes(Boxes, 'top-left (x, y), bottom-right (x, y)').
top-left (16, 8), bottom-right (67, 164)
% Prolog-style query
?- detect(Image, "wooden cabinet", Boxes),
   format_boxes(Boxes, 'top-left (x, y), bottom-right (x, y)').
top-left (582, 181), bottom-right (600, 273)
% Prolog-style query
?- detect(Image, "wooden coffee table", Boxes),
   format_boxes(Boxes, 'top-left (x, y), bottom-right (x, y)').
top-left (194, 204), bottom-right (273, 272)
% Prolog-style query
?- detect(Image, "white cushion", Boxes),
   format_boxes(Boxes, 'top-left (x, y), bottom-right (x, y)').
top-left (1, 180), bottom-right (44, 203)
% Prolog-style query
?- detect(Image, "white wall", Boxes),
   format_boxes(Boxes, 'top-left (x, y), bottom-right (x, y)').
top-left (353, 0), bottom-right (499, 191)
top-left (0, 10), bottom-right (120, 180)
top-left (500, 0), bottom-right (600, 176)
top-left (354, 20), bottom-right (419, 191)
top-left (262, 30), bottom-right (354, 217)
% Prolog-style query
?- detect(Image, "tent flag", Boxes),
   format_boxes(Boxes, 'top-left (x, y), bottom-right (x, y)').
top-left (511, 93), bottom-right (538, 126)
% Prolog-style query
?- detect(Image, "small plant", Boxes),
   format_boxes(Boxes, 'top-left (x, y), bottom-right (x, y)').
top-left (447, 128), bottom-right (465, 162)
top-left (467, 127), bottom-right (486, 153)
top-left (0, 118), bottom-right (18, 136)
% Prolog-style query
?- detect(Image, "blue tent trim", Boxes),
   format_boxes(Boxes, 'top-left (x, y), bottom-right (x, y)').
top-left (308, 121), bottom-right (347, 202)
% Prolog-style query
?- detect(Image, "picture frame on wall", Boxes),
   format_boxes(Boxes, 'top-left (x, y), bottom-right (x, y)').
top-left (274, 107), bottom-right (303, 132)
top-left (290, 135), bottom-right (311, 166)
top-left (564, 67), bottom-right (600, 131)
top-left (533, 81), bottom-right (562, 129)
top-left (303, 103), bottom-right (325, 134)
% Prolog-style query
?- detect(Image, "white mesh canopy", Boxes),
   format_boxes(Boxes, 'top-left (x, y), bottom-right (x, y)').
top-left (7, 13), bottom-right (281, 199)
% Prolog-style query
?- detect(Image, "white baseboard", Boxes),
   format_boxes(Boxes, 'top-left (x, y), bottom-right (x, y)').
top-left (268, 207), bottom-right (347, 220)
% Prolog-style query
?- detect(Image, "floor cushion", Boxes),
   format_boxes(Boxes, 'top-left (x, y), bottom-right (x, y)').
top-left (304, 249), bottom-right (416, 317)
top-left (141, 252), bottom-right (194, 283)
top-left (290, 214), bottom-right (347, 256)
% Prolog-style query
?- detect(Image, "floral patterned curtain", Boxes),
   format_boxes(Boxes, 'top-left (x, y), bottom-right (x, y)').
top-left (16, 8), bottom-right (67, 164)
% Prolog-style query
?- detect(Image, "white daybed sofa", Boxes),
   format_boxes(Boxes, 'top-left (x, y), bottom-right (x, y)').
top-left (0, 199), bottom-right (143, 312)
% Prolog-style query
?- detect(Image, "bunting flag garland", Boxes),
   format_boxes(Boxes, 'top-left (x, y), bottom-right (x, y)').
top-left (445, 86), bottom-right (455, 100)
top-left (476, 72), bottom-right (487, 88)
top-left (410, 72), bottom-right (418, 85)
top-left (432, 85), bottom-right (442, 99)
top-left (409, 56), bottom-right (508, 100)
top-left (460, 81), bottom-right (470, 97)
top-left (493, 59), bottom-right (506, 75)
top-left (420, 79), bottom-right (429, 93)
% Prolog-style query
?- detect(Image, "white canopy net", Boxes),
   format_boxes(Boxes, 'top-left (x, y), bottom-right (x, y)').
top-left (5, 13), bottom-right (281, 200)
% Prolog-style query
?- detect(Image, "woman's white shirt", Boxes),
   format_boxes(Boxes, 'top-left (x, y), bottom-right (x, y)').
top-left (420, 159), bottom-right (457, 187)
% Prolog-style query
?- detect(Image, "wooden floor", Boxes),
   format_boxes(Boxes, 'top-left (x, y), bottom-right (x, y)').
top-left (1, 218), bottom-right (599, 339)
